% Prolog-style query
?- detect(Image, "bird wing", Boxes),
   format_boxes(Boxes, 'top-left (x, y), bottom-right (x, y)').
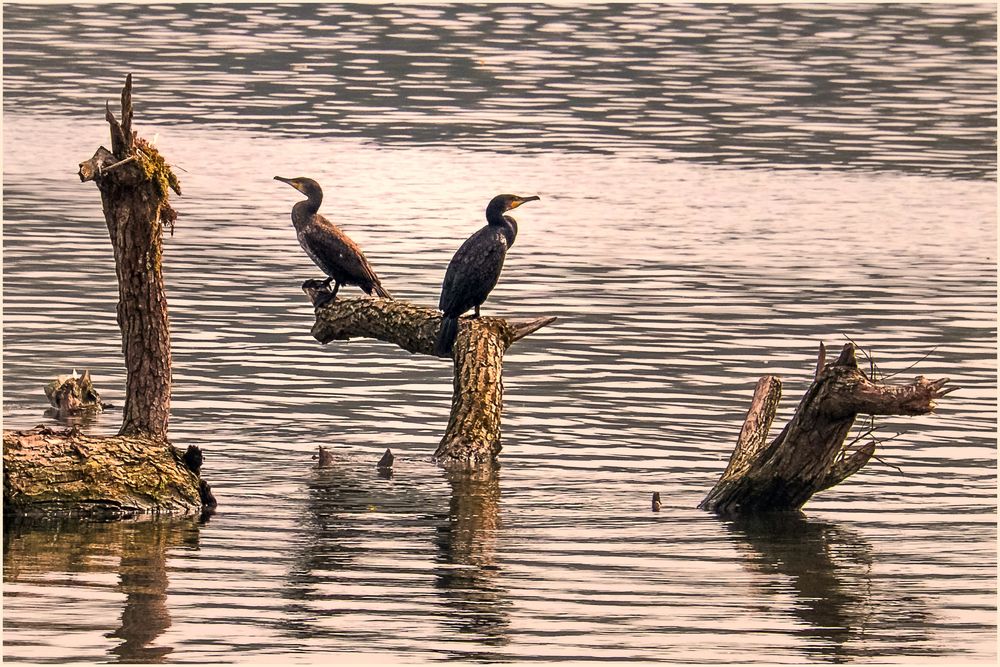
top-left (438, 226), bottom-right (509, 314)
top-left (299, 215), bottom-right (383, 289)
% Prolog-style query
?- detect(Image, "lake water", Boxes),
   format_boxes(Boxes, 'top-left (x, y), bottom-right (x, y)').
top-left (2, 3), bottom-right (996, 664)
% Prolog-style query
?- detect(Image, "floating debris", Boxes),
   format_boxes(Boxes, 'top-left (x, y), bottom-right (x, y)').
top-left (313, 445), bottom-right (334, 468)
top-left (652, 492), bottom-right (662, 512)
top-left (377, 448), bottom-right (394, 470)
top-left (44, 369), bottom-right (105, 416)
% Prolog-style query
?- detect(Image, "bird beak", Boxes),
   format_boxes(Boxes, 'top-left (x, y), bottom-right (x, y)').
top-left (274, 176), bottom-right (299, 191)
top-left (511, 195), bottom-right (541, 209)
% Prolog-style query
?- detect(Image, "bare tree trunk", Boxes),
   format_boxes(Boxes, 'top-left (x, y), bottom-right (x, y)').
top-left (699, 342), bottom-right (956, 514)
top-left (3, 75), bottom-right (208, 516)
top-left (77, 74), bottom-right (179, 438)
top-left (304, 285), bottom-right (555, 466)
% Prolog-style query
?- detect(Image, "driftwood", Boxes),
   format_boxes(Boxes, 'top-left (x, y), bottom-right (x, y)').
top-left (700, 342), bottom-right (956, 514)
top-left (3, 426), bottom-right (207, 517)
top-left (44, 370), bottom-right (106, 417)
top-left (3, 75), bottom-right (211, 516)
top-left (303, 282), bottom-right (555, 466)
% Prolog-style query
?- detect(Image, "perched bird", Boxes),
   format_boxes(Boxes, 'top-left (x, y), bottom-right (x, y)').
top-left (274, 176), bottom-right (391, 303)
top-left (434, 194), bottom-right (540, 356)
top-left (652, 492), bottom-right (662, 512)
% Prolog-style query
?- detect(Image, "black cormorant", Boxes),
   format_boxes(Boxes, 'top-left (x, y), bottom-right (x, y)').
top-left (433, 194), bottom-right (540, 356)
top-left (274, 176), bottom-right (391, 301)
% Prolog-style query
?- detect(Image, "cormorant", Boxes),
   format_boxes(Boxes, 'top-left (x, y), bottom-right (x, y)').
top-left (274, 176), bottom-right (391, 302)
top-left (433, 194), bottom-right (540, 356)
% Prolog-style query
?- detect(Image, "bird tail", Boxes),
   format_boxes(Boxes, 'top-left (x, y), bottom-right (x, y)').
top-left (434, 315), bottom-right (459, 357)
top-left (373, 281), bottom-right (392, 299)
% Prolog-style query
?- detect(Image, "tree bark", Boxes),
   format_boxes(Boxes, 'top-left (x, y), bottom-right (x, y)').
top-left (77, 73), bottom-right (179, 438)
top-left (3, 75), bottom-right (206, 516)
top-left (3, 426), bottom-right (207, 516)
top-left (304, 284), bottom-right (555, 466)
top-left (699, 342), bottom-right (956, 514)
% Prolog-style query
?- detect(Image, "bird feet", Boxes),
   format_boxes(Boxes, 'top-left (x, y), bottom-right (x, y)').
top-left (301, 278), bottom-right (338, 308)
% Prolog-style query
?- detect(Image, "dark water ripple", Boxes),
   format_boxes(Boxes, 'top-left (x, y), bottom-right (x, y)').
top-left (2, 3), bottom-right (996, 179)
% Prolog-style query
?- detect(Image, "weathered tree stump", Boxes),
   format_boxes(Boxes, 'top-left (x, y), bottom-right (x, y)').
top-left (3, 75), bottom-right (211, 516)
top-left (4, 426), bottom-right (204, 516)
top-left (304, 282), bottom-right (555, 466)
top-left (699, 342), bottom-right (956, 514)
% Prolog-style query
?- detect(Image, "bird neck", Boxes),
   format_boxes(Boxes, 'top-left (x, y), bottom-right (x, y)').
top-left (485, 201), bottom-right (508, 226)
top-left (486, 202), bottom-right (518, 245)
top-left (292, 197), bottom-right (320, 226)
top-left (500, 215), bottom-right (518, 247)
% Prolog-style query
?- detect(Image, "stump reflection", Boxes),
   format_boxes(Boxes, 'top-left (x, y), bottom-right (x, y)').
top-left (725, 513), bottom-right (933, 661)
top-left (434, 465), bottom-right (511, 656)
top-left (3, 515), bottom-right (201, 663)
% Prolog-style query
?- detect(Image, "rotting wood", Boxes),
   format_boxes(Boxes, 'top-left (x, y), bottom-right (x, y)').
top-left (303, 281), bottom-right (556, 467)
top-left (3, 426), bottom-right (208, 517)
top-left (699, 342), bottom-right (956, 514)
top-left (44, 370), bottom-right (106, 417)
top-left (4, 75), bottom-right (210, 517)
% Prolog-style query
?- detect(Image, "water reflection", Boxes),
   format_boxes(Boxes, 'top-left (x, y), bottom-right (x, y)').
top-left (279, 458), bottom-right (511, 658)
top-left (434, 465), bottom-right (510, 658)
top-left (3, 515), bottom-right (202, 663)
top-left (724, 513), bottom-right (935, 663)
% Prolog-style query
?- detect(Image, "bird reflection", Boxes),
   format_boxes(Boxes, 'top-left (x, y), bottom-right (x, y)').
top-left (3, 515), bottom-right (201, 663)
top-left (434, 464), bottom-right (511, 657)
top-left (724, 512), bottom-right (933, 662)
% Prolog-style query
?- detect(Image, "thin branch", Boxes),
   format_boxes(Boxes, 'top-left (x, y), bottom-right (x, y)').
top-left (881, 347), bottom-right (940, 380)
top-left (100, 155), bottom-right (137, 175)
top-left (870, 453), bottom-right (905, 475)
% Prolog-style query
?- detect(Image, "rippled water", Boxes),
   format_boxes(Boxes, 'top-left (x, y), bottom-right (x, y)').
top-left (3, 3), bottom-right (997, 665)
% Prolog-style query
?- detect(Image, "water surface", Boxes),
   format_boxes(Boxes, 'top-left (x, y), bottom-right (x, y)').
top-left (2, 3), bottom-right (996, 664)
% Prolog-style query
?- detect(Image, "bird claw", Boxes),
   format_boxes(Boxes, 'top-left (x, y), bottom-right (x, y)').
top-left (313, 290), bottom-right (337, 309)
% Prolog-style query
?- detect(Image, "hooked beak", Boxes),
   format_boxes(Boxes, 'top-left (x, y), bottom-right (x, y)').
top-left (274, 176), bottom-right (300, 192)
top-left (510, 195), bottom-right (541, 210)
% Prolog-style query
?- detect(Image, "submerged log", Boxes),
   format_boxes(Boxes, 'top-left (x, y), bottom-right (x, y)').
top-left (3, 426), bottom-right (209, 516)
top-left (303, 281), bottom-right (555, 466)
top-left (699, 342), bottom-right (956, 514)
top-left (3, 75), bottom-right (209, 516)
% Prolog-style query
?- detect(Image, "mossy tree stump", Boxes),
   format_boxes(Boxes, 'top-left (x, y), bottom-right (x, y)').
top-left (303, 282), bottom-right (555, 467)
top-left (699, 342), bottom-right (956, 514)
top-left (3, 75), bottom-right (211, 517)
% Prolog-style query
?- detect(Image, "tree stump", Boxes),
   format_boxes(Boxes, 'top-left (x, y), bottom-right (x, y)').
top-left (3, 75), bottom-right (211, 516)
top-left (3, 426), bottom-right (204, 517)
top-left (303, 282), bottom-right (555, 467)
top-left (699, 342), bottom-right (956, 514)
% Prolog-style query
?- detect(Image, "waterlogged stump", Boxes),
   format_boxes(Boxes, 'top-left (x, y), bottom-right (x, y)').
top-left (3, 75), bottom-right (211, 516)
top-left (3, 426), bottom-right (206, 517)
top-left (304, 282), bottom-right (555, 466)
top-left (77, 74), bottom-right (179, 438)
top-left (699, 342), bottom-right (956, 514)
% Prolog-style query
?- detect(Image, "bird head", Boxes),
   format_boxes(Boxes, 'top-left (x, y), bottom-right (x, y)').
top-left (487, 194), bottom-right (540, 219)
top-left (274, 176), bottom-right (323, 202)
